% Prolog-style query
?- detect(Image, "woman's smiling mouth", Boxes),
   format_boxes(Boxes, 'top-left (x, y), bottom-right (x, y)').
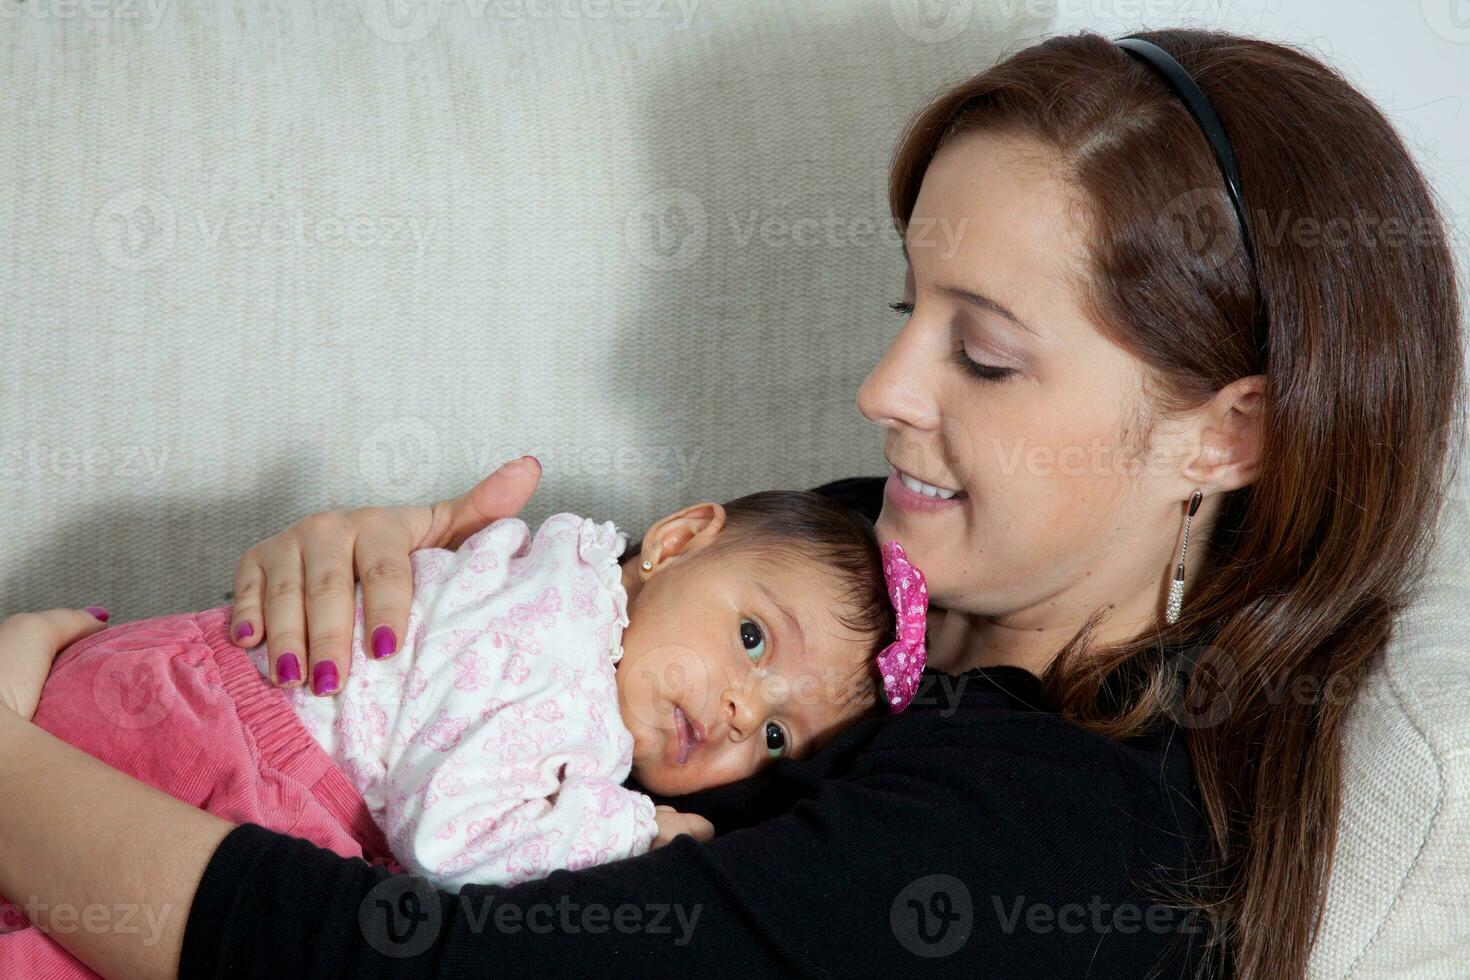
top-left (885, 464), bottom-right (968, 512)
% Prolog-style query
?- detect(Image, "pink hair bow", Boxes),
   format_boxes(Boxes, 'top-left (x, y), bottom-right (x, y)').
top-left (876, 540), bottom-right (928, 713)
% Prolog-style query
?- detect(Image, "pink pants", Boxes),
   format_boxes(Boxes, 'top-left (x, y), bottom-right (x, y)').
top-left (0, 605), bottom-right (395, 979)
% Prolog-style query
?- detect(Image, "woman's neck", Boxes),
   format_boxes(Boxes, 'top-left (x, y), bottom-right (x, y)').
top-left (924, 586), bottom-right (1161, 677)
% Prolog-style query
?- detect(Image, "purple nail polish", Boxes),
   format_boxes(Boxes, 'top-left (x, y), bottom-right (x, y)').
top-left (276, 653), bottom-right (301, 684)
top-left (85, 606), bottom-right (110, 622)
top-left (371, 625), bottom-right (397, 659)
top-left (236, 622), bottom-right (254, 641)
top-left (313, 661), bottom-right (339, 695)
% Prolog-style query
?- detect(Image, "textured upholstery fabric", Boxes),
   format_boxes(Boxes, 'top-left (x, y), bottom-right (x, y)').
top-left (2, 0), bottom-right (1051, 617)
top-left (2, 3), bottom-right (1466, 974)
top-left (1308, 493), bottom-right (1470, 977)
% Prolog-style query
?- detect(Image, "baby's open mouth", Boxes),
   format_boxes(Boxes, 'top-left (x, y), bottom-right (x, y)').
top-left (672, 705), bottom-right (706, 765)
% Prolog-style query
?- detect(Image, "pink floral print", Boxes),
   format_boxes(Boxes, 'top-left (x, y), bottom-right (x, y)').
top-left (250, 513), bottom-right (655, 893)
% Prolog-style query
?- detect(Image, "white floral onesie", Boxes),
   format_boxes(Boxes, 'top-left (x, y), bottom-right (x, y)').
top-left (244, 512), bottom-right (658, 892)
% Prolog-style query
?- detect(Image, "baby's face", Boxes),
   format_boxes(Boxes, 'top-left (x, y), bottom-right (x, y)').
top-left (616, 547), bottom-right (877, 796)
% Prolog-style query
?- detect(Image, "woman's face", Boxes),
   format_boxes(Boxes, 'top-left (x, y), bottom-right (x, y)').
top-left (859, 130), bottom-right (1177, 623)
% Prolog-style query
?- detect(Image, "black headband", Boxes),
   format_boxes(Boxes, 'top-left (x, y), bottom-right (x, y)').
top-left (1116, 36), bottom-right (1257, 269)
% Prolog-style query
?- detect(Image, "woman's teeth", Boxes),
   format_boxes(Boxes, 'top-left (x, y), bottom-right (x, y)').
top-left (899, 471), bottom-right (960, 499)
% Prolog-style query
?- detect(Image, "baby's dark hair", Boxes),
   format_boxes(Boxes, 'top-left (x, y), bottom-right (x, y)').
top-left (701, 489), bottom-right (896, 719)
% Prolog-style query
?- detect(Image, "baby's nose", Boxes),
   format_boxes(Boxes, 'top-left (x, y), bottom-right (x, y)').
top-left (720, 686), bottom-right (762, 741)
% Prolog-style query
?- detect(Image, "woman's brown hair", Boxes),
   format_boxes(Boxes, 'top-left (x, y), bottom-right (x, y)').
top-left (888, 28), bottom-right (1464, 979)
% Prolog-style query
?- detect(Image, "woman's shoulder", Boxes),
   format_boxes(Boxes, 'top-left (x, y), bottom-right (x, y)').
top-left (861, 665), bottom-right (1197, 792)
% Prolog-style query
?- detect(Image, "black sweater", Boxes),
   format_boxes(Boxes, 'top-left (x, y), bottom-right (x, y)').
top-left (179, 477), bottom-right (1211, 978)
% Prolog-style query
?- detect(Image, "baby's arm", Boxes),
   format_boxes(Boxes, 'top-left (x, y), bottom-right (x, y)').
top-left (384, 743), bottom-right (659, 892)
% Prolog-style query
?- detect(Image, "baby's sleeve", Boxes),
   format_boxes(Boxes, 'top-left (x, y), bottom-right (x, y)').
top-left (383, 726), bottom-right (658, 893)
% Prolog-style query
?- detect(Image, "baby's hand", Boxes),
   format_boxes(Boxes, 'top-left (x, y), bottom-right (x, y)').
top-left (651, 804), bottom-right (714, 848)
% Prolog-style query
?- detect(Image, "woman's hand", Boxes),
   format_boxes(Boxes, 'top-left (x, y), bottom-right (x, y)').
top-left (651, 805), bottom-right (715, 848)
top-left (229, 456), bottom-right (542, 695)
top-left (0, 607), bottom-right (109, 720)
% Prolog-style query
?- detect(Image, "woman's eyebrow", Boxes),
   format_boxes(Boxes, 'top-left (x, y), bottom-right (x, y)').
top-left (937, 284), bottom-right (1039, 337)
top-left (754, 580), bottom-right (806, 660)
top-left (900, 238), bottom-right (1037, 336)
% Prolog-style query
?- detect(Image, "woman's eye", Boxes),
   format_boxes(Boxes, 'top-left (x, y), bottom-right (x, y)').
top-left (950, 346), bottom-right (1017, 383)
top-left (764, 721), bottom-right (788, 759)
top-left (739, 619), bottom-right (766, 662)
top-left (892, 300), bottom-right (1014, 382)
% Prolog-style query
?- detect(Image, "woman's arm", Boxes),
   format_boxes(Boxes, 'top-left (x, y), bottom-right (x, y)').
top-left (0, 666), bottom-right (1204, 979)
top-left (174, 707), bottom-right (1202, 980)
top-left (0, 705), bottom-right (233, 980)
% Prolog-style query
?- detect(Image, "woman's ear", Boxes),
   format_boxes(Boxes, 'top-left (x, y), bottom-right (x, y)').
top-left (1180, 374), bottom-right (1268, 493)
top-left (637, 502), bottom-right (727, 576)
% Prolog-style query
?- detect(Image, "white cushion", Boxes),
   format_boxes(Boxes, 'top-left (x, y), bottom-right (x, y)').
top-left (0, 0), bottom-right (1049, 616)
top-left (1308, 489), bottom-right (1470, 977)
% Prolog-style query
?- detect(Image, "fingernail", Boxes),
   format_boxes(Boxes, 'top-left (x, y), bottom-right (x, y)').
top-left (276, 652), bottom-right (301, 684)
top-left (312, 661), bottom-right (339, 695)
top-left (521, 454), bottom-right (540, 471)
top-left (85, 606), bottom-right (110, 623)
top-left (235, 622), bottom-right (254, 641)
top-left (371, 625), bottom-right (397, 659)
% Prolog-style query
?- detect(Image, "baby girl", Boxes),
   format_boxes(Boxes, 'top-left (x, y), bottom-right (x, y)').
top-left (1, 488), bottom-right (929, 973)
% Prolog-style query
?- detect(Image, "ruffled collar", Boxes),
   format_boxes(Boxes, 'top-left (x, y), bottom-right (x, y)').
top-left (575, 516), bottom-right (631, 664)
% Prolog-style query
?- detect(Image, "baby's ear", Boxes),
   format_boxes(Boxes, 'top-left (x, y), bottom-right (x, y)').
top-left (638, 502), bottom-right (727, 570)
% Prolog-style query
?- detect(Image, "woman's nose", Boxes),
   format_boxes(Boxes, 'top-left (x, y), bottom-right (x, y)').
top-left (857, 314), bottom-right (939, 431)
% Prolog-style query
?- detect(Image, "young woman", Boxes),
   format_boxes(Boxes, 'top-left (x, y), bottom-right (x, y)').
top-left (0, 28), bottom-right (1461, 979)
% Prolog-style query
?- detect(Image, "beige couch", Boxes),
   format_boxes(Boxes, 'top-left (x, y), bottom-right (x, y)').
top-left (2, 2), bottom-right (1465, 974)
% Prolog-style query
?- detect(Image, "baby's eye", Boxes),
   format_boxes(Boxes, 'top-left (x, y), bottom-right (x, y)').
top-left (739, 619), bottom-right (766, 662)
top-left (764, 721), bottom-right (788, 759)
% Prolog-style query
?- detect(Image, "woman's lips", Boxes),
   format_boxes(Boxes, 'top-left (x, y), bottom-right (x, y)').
top-left (884, 470), bottom-right (968, 513)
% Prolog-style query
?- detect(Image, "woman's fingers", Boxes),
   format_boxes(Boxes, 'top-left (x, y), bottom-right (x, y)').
top-left (225, 454), bottom-right (542, 694)
top-left (258, 538), bottom-right (311, 689)
top-left (229, 555), bottom-right (265, 646)
top-left (356, 457), bottom-right (541, 661)
top-left (297, 524), bottom-right (359, 697)
top-left (355, 522), bottom-right (416, 665)
top-left (428, 456), bottom-right (542, 550)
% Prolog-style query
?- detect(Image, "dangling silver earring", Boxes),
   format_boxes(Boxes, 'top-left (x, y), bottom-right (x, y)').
top-left (641, 559), bottom-right (653, 571)
top-left (1166, 491), bottom-right (1203, 625)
